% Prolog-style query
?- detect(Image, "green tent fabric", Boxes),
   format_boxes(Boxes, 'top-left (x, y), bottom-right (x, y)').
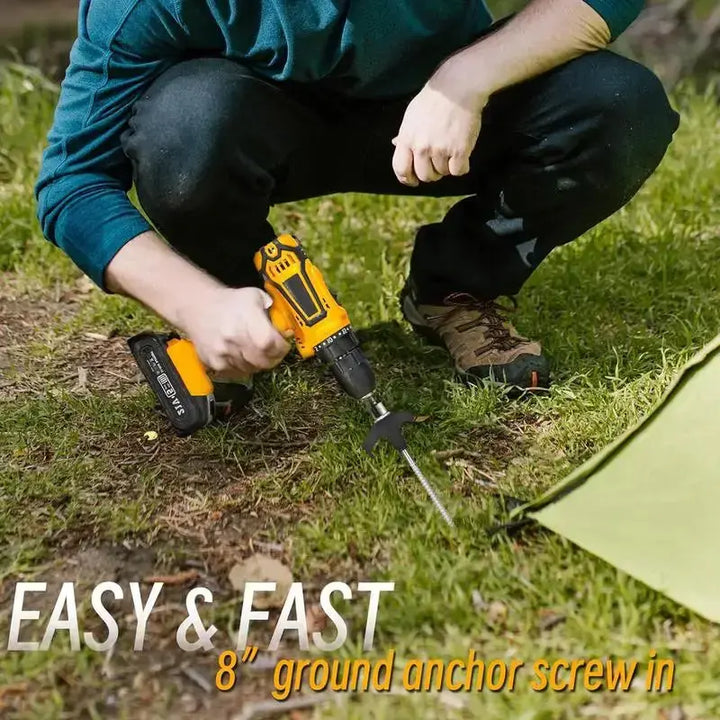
top-left (516, 335), bottom-right (720, 623)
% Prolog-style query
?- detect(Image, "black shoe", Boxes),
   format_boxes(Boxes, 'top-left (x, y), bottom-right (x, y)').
top-left (213, 378), bottom-right (254, 419)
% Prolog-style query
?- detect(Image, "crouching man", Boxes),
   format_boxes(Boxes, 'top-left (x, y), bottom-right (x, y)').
top-left (37, 0), bottom-right (678, 396)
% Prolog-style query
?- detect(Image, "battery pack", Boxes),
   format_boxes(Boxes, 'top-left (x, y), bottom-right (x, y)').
top-left (128, 333), bottom-right (215, 437)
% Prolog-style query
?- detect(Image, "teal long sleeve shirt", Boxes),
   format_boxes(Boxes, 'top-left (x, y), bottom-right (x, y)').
top-left (35, 0), bottom-right (643, 289)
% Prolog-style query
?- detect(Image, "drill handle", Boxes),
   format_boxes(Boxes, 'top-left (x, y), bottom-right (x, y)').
top-left (267, 299), bottom-right (294, 338)
top-left (254, 234), bottom-right (351, 359)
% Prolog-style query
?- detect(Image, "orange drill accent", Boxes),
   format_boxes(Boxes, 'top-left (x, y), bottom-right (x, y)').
top-left (166, 338), bottom-right (214, 397)
top-left (254, 234), bottom-right (351, 359)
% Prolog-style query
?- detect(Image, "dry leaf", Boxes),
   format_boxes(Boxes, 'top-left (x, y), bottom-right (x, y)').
top-left (413, 415), bottom-right (431, 423)
top-left (486, 600), bottom-right (508, 626)
top-left (659, 707), bottom-right (686, 720)
top-left (75, 276), bottom-right (96, 295)
top-left (144, 431), bottom-right (159, 442)
top-left (306, 604), bottom-right (327, 636)
top-left (229, 554), bottom-right (292, 609)
top-left (538, 609), bottom-right (566, 631)
top-left (0, 682), bottom-right (28, 701)
top-left (471, 590), bottom-right (486, 611)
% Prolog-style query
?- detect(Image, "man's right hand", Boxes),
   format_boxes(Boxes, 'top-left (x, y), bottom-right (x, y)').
top-left (179, 286), bottom-right (291, 376)
top-left (105, 231), bottom-right (291, 377)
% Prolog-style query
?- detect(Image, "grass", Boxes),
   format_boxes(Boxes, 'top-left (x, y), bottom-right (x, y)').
top-left (1, 60), bottom-right (720, 719)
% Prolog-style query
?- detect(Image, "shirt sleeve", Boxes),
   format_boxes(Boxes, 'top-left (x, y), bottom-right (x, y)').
top-left (35, 0), bottom-right (183, 290)
top-left (581, 0), bottom-right (644, 39)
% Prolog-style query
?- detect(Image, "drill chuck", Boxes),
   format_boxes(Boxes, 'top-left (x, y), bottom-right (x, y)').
top-left (315, 327), bottom-right (376, 400)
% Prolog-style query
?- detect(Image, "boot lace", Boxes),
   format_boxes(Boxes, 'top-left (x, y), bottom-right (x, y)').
top-left (429, 292), bottom-right (525, 355)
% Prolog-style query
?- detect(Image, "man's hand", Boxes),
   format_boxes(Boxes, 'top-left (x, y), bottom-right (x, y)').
top-left (179, 286), bottom-right (290, 376)
top-left (392, 70), bottom-right (488, 187)
top-left (106, 231), bottom-right (290, 377)
top-left (392, 0), bottom-right (611, 187)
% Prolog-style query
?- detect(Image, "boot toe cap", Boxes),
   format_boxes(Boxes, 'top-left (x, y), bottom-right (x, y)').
top-left (462, 353), bottom-right (550, 391)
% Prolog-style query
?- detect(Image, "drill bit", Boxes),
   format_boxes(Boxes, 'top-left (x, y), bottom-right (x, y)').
top-left (363, 396), bottom-right (455, 528)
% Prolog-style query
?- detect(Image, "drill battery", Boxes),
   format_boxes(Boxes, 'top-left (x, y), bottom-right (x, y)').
top-left (128, 333), bottom-right (215, 436)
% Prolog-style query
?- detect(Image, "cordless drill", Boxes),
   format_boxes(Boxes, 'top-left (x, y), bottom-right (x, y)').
top-left (128, 234), bottom-right (454, 526)
top-left (128, 235), bottom-right (376, 434)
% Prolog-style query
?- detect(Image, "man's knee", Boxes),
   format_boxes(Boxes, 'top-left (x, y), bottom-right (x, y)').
top-left (123, 58), bottom-right (276, 226)
top-left (580, 53), bottom-right (679, 188)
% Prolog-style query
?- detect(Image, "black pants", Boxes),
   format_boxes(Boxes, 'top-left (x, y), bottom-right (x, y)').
top-left (123, 50), bottom-right (679, 303)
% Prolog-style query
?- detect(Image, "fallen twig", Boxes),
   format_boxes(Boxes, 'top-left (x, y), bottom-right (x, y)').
top-left (142, 569), bottom-right (200, 586)
top-left (250, 540), bottom-right (285, 554)
top-left (101, 644), bottom-right (115, 679)
top-left (245, 655), bottom-right (283, 672)
top-left (235, 438), bottom-right (311, 450)
top-left (433, 448), bottom-right (492, 467)
top-left (181, 665), bottom-right (213, 694)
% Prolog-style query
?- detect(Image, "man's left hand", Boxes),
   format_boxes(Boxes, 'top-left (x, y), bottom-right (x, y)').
top-left (392, 66), bottom-right (488, 187)
top-left (392, 0), bottom-right (613, 188)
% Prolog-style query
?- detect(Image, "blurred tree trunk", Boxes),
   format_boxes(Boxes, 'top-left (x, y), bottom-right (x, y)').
top-left (617, 0), bottom-right (719, 87)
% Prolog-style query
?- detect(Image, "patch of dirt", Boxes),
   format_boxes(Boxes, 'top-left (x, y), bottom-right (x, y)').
top-left (0, 476), bottom-right (334, 719)
top-left (0, 533), bottom-right (352, 720)
top-left (0, 277), bottom-right (351, 720)
top-left (4, 390), bottom-right (320, 561)
top-left (0, 543), bottom-right (279, 719)
top-left (0, 275), bottom-right (142, 401)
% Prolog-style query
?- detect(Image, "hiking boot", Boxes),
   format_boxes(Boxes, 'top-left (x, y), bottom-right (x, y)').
top-left (400, 282), bottom-right (550, 391)
top-left (213, 378), bottom-right (254, 419)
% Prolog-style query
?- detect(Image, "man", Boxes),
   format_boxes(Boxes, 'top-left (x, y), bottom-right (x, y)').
top-left (37, 0), bottom-right (678, 399)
